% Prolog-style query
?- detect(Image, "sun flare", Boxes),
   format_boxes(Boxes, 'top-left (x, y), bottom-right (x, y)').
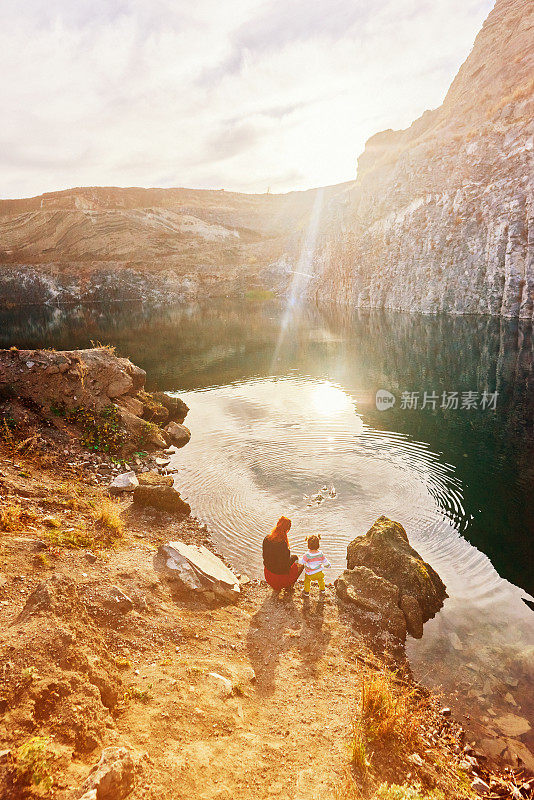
top-left (310, 382), bottom-right (352, 415)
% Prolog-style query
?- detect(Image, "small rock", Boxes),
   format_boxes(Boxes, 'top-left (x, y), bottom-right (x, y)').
top-left (133, 485), bottom-right (190, 515)
top-left (440, 707), bottom-right (452, 718)
top-left (407, 753), bottom-right (424, 767)
top-left (17, 582), bottom-right (53, 621)
top-left (208, 671), bottom-right (233, 697)
top-left (502, 738), bottom-right (534, 772)
top-left (109, 471), bottom-right (139, 494)
top-left (495, 713), bottom-right (531, 737)
top-left (0, 750), bottom-right (12, 764)
top-left (238, 574), bottom-right (251, 586)
top-left (137, 471), bottom-right (173, 487)
top-left (164, 421), bottom-right (191, 448)
top-left (450, 632), bottom-right (463, 651)
top-left (85, 550), bottom-right (97, 564)
top-left (471, 777), bottom-right (490, 796)
top-left (480, 737), bottom-right (506, 760)
top-left (42, 516), bottom-right (61, 528)
top-left (155, 457), bottom-right (171, 467)
top-left (78, 790), bottom-right (98, 800)
top-left (105, 587), bottom-right (134, 614)
top-left (504, 692), bottom-right (518, 706)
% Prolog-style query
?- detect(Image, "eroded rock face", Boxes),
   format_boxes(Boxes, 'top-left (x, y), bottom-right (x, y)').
top-left (0, 347), bottom-right (190, 456)
top-left (346, 515), bottom-right (447, 623)
top-left (0, 348), bottom-right (146, 412)
top-left (76, 746), bottom-right (135, 800)
top-left (312, 0), bottom-right (534, 320)
top-left (335, 566), bottom-right (407, 641)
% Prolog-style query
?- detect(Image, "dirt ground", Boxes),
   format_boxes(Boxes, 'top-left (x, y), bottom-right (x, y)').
top-left (1, 440), bottom-right (532, 800)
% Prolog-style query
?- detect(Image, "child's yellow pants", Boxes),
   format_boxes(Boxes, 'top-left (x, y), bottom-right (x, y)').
top-left (304, 571), bottom-right (325, 592)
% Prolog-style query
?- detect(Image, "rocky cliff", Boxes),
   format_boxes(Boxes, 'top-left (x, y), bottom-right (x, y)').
top-left (311, 0), bottom-right (534, 318)
top-left (0, 0), bottom-right (532, 316)
top-left (0, 184), bottom-right (344, 305)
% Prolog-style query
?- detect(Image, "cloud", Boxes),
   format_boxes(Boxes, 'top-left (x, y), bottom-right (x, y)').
top-left (0, 0), bottom-right (494, 198)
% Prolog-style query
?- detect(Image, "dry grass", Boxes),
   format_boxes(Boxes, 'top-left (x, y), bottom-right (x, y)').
top-left (45, 527), bottom-right (94, 549)
top-left (0, 500), bottom-right (22, 531)
top-left (94, 498), bottom-right (125, 538)
top-left (359, 669), bottom-right (422, 751)
top-left (345, 666), bottom-right (475, 800)
top-left (90, 341), bottom-right (116, 354)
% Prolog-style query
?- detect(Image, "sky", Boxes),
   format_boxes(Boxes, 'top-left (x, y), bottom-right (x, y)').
top-left (1, 0), bottom-right (494, 199)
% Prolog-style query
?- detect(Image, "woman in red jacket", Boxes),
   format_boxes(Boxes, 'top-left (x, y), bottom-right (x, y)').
top-left (262, 516), bottom-right (304, 591)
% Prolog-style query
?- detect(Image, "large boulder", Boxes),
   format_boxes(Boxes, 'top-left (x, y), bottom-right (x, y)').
top-left (154, 541), bottom-right (240, 602)
top-left (346, 516), bottom-right (447, 623)
top-left (152, 392), bottom-right (189, 423)
top-left (133, 485), bottom-right (191, 515)
top-left (164, 421), bottom-right (191, 448)
top-left (119, 410), bottom-right (167, 450)
top-left (137, 471), bottom-right (173, 487)
top-left (335, 566), bottom-right (407, 641)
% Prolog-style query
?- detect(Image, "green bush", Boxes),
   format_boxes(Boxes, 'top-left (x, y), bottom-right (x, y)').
top-left (16, 736), bottom-right (54, 790)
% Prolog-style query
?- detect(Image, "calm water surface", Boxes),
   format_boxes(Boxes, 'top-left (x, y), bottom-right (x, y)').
top-left (2, 300), bottom-right (533, 747)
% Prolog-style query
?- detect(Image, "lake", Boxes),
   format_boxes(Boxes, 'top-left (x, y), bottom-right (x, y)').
top-left (2, 299), bottom-right (533, 752)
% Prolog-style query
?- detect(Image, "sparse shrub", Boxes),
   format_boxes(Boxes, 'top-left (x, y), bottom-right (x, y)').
top-left (16, 736), bottom-right (55, 790)
top-left (359, 669), bottom-right (421, 748)
top-left (1, 501), bottom-right (22, 531)
top-left (94, 498), bottom-right (124, 538)
top-left (91, 341), bottom-right (116, 355)
top-left (60, 404), bottom-right (128, 454)
top-left (21, 666), bottom-right (36, 682)
top-left (350, 726), bottom-right (368, 775)
top-left (46, 527), bottom-right (94, 549)
top-left (128, 686), bottom-right (152, 702)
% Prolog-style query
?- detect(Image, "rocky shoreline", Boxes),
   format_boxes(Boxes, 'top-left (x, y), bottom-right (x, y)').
top-left (1, 347), bottom-right (533, 799)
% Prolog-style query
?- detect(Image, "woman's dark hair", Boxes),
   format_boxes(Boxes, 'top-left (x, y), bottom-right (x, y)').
top-left (268, 516), bottom-right (291, 544)
top-left (307, 535), bottom-right (320, 550)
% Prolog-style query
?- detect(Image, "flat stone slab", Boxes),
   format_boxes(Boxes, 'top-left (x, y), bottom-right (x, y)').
top-left (495, 713), bottom-right (531, 737)
top-left (166, 540), bottom-right (240, 593)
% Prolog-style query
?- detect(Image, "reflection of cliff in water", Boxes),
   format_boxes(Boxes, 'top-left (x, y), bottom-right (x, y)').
top-left (1, 300), bottom-right (533, 595)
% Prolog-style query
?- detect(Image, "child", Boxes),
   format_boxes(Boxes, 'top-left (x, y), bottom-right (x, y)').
top-left (299, 535), bottom-right (331, 597)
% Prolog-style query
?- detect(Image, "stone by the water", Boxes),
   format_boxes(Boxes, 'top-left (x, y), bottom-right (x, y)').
top-left (109, 471), bottom-right (139, 494)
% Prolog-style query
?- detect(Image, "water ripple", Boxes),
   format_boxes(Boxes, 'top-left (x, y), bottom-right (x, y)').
top-left (170, 376), bottom-right (527, 611)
